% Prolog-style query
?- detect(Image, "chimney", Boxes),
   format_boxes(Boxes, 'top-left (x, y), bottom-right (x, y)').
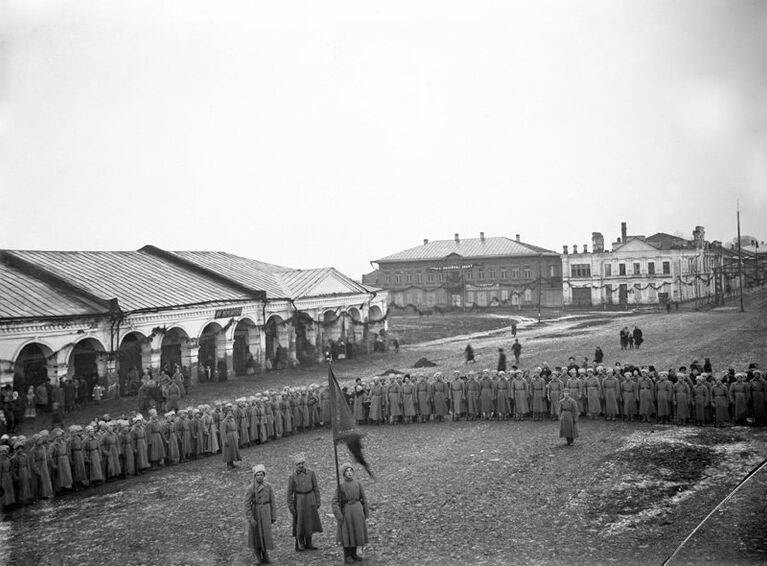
top-left (592, 232), bottom-right (604, 253)
top-left (573, 244), bottom-right (578, 254)
top-left (621, 222), bottom-right (627, 243)
top-left (480, 232), bottom-right (485, 242)
top-left (693, 226), bottom-right (705, 249)
top-left (423, 239), bottom-right (429, 245)
top-left (563, 245), bottom-right (569, 255)
top-left (454, 233), bottom-right (460, 244)
top-left (583, 244), bottom-right (588, 254)
top-left (515, 234), bottom-right (520, 242)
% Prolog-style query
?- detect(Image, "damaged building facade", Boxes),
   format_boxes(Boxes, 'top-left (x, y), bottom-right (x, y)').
top-left (561, 222), bottom-right (743, 308)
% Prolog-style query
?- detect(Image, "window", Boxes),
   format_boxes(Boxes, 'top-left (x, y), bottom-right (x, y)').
top-left (619, 264), bottom-right (626, 276)
top-left (524, 289), bottom-right (533, 303)
top-left (523, 266), bottom-right (532, 279)
top-left (406, 273), bottom-right (412, 283)
top-left (501, 269), bottom-right (508, 280)
top-left (604, 264), bottom-right (612, 277)
top-left (427, 272), bottom-right (434, 282)
top-left (633, 263), bottom-right (641, 275)
top-left (385, 275), bottom-right (391, 284)
top-left (395, 274), bottom-right (401, 284)
top-left (647, 262), bottom-right (655, 275)
top-left (465, 270), bottom-right (473, 281)
top-left (511, 267), bottom-right (520, 279)
top-left (501, 289), bottom-right (509, 301)
top-left (439, 273), bottom-right (446, 282)
top-left (549, 265), bottom-right (557, 277)
top-left (478, 271), bottom-right (485, 281)
top-left (416, 272), bottom-right (423, 283)
top-left (662, 261), bottom-right (670, 275)
top-left (489, 270), bottom-right (496, 280)
top-left (570, 264), bottom-right (592, 278)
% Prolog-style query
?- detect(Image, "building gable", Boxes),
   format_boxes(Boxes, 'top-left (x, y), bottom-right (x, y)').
top-left (613, 238), bottom-right (660, 253)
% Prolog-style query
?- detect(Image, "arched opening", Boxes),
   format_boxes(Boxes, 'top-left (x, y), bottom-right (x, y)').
top-left (119, 332), bottom-right (147, 394)
top-left (264, 315), bottom-right (286, 370)
top-left (14, 342), bottom-right (53, 392)
top-left (199, 322), bottom-right (225, 380)
top-left (161, 327), bottom-right (189, 374)
top-left (368, 305), bottom-right (383, 322)
top-left (69, 338), bottom-right (106, 380)
top-left (294, 312), bottom-right (317, 364)
top-left (233, 318), bottom-right (257, 376)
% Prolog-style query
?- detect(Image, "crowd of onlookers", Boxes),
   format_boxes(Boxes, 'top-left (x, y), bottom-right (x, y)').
top-left (1, 354), bottom-right (763, 512)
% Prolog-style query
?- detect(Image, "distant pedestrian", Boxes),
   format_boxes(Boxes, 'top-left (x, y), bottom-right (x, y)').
top-left (559, 388), bottom-right (579, 445)
top-left (511, 321), bottom-right (518, 337)
top-left (497, 348), bottom-right (507, 373)
top-left (245, 464), bottom-right (276, 565)
top-left (633, 326), bottom-right (644, 349)
top-left (620, 327), bottom-right (629, 350)
top-left (511, 339), bottom-right (522, 365)
top-left (594, 346), bottom-right (604, 364)
top-left (464, 344), bottom-right (475, 364)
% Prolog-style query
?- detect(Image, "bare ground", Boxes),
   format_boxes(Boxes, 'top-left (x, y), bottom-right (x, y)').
top-left (4, 289), bottom-right (767, 566)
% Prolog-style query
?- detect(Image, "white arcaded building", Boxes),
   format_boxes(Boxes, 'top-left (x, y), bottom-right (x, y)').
top-left (0, 246), bottom-right (387, 391)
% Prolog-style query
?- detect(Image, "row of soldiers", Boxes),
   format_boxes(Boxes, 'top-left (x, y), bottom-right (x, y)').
top-left (346, 365), bottom-right (767, 427)
top-left (3, 361), bottom-right (764, 510)
top-left (0, 385), bottom-right (342, 510)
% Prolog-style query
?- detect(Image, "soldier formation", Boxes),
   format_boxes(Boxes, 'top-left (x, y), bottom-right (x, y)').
top-left (2, 358), bottom-right (764, 513)
top-left (343, 360), bottom-right (766, 429)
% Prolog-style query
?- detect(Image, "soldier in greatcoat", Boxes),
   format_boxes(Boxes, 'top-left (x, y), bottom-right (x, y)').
top-left (245, 464), bottom-right (276, 564)
top-left (287, 452), bottom-right (323, 551)
top-left (559, 388), bottom-right (579, 445)
top-left (332, 462), bottom-right (369, 564)
top-left (222, 405), bottom-right (241, 469)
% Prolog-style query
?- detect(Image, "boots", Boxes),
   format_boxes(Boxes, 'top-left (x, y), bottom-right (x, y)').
top-left (260, 550), bottom-right (272, 564)
top-left (344, 547), bottom-right (355, 564)
top-left (304, 536), bottom-right (318, 550)
top-left (295, 537), bottom-right (304, 551)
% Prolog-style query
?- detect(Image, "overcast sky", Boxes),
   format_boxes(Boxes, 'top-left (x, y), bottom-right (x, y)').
top-left (1, 0), bottom-right (766, 280)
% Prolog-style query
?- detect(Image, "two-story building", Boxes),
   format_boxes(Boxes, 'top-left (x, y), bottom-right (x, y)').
top-left (371, 232), bottom-right (562, 309)
top-left (561, 222), bottom-right (742, 308)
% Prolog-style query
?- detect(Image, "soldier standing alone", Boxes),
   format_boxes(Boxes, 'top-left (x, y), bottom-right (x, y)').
top-left (287, 453), bottom-right (323, 551)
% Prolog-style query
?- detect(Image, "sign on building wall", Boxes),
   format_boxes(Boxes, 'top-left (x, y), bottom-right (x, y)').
top-left (214, 307), bottom-right (243, 319)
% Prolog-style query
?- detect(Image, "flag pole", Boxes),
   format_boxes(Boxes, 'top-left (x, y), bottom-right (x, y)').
top-left (737, 201), bottom-right (745, 312)
top-left (327, 354), bottom-right (342, 491)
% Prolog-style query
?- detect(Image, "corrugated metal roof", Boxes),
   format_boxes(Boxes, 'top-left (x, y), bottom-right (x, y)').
top-left (277, 267), bottom-right (369, 298)
top-left (166, 251), bottom-right (293, 298)
top-left (375, 236), bottom-right (559, 263)
top-left (0, 263), bottom-right (107, 319)
top-left (7, 250), bottom-right (252, 312)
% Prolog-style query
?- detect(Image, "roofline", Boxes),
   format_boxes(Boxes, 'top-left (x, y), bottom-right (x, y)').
top-left (374, 251), bottom-right (560, 264)
top-left (139, 245), bottom-right (267, 301)
top-left (0, 250), bottom-right (117, 315)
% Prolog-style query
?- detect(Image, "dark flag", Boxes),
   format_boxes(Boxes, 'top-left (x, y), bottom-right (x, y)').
top-left (328, 365), bottom-right (374, 478)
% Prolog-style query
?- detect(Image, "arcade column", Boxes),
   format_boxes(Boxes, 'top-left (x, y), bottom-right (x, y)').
top-left (287, 323), bottom-right (298, 367)
top-left (48, 348), bottom-right (71, 386)
top-left (247, 326), bottom-right (262, 374)
top-left (184, 344), bottom-right (200, 385)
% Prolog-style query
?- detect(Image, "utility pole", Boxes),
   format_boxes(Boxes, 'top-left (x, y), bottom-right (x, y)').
top-left (737, 202), bottom-right (745, 312)
top-left (537, 255), bottom-right (543, 323)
